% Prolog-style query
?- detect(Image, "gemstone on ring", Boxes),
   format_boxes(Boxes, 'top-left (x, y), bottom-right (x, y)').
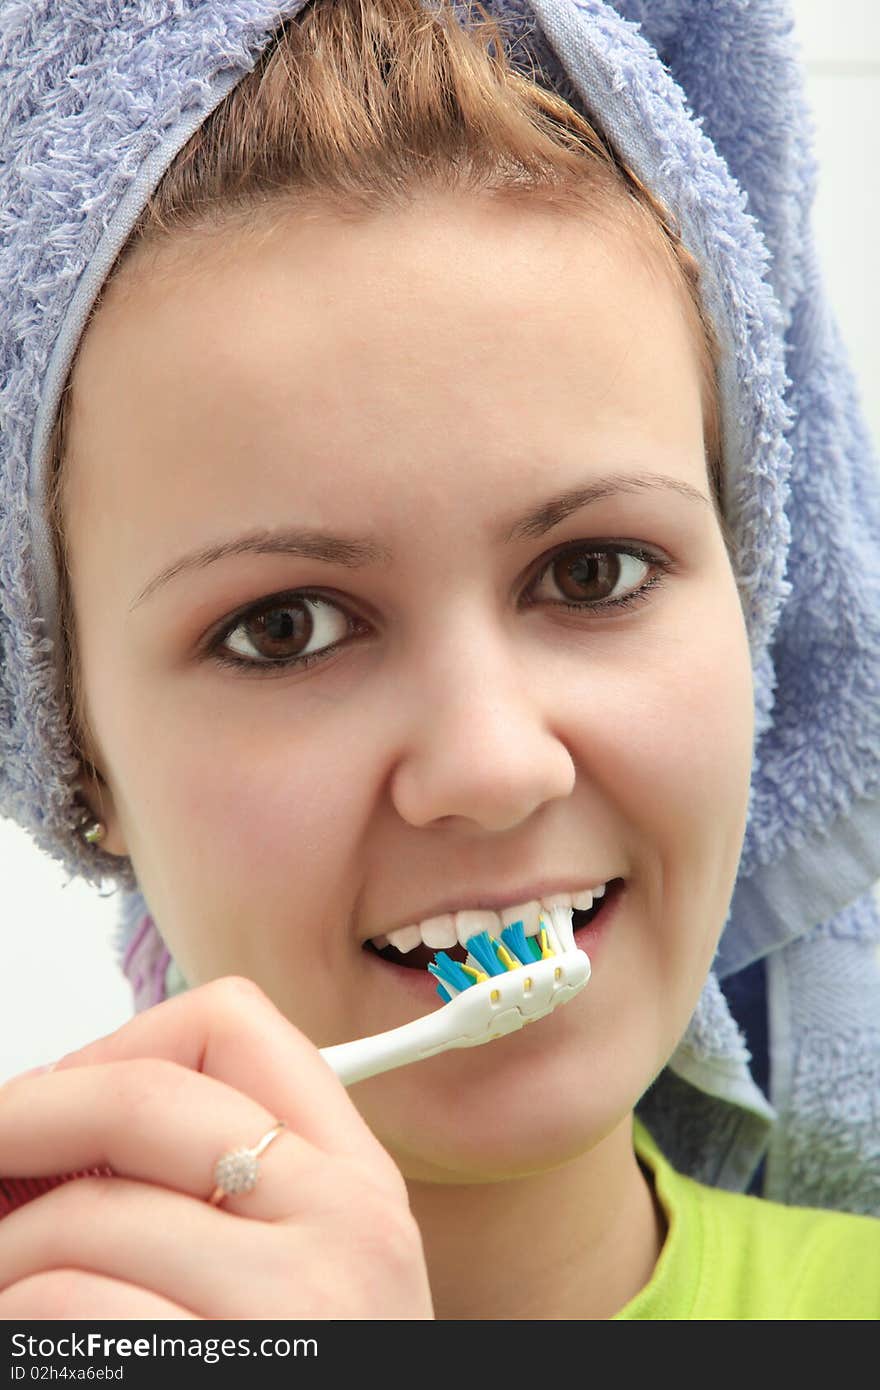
top-left (208, 1120), bottom-right (286, 1207)
top-left (212, 1148), bottom-right (260, 1196)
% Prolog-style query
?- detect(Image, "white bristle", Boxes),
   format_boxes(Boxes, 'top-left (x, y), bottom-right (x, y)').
top-left (546, 905), bottom-right (575, 953)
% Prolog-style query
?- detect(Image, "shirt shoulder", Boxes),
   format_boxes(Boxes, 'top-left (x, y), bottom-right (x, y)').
top-left (619, 1120), bottom-right (880, 1319)
top-left (694, 1179), bottom-right (880, 1319)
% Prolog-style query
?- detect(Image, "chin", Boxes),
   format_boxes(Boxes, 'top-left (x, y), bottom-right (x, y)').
top-left (351, 1035), bottom-right (642, 1185)
top-left (393, 1120), bottom-right (618, 1185)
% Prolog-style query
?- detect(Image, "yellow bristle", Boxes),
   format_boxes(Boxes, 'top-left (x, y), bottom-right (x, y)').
top-left (494, 941), bottom-right (520, 972)
top-left (538, 923), bottom-right (556, 960)
top-left (461, 963), bottom-right (488, 984)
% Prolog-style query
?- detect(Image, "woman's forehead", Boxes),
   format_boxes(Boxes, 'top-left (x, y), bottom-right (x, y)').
top-left (66, 196), bottom-right (708, 551)
top-left (77, 189), bottom-right (700, 378)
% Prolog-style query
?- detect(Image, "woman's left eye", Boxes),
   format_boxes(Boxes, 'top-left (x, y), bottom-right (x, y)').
top-left (526, 544), bottom-right (668, 613)
top-left (207, 545), bottom-right (669, 675)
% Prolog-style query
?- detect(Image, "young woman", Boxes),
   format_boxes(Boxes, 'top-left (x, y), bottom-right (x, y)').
top-left (1, 0), bottom-right (878, 1319)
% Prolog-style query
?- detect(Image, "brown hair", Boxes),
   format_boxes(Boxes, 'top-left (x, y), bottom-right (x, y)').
top-left (47, 0), bottom-right (727, 781)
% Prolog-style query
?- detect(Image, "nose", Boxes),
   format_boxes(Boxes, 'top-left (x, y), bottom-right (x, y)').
top-left (388, 628), bottom-right (576, 832)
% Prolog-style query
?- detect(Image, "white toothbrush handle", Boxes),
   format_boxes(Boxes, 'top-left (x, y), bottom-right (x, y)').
top-left (318, 948), bottom-right (590, 1087)
top-left (319, 1008), bottom-right (462, 1087)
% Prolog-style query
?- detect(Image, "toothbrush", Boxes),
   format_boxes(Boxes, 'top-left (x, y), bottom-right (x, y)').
top-left (0, 908), bottom-right (589, 1217)
top-left (318, 905), bottom-right (591, 1086)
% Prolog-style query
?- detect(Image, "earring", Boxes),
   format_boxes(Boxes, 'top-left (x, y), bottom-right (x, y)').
top-left (74, 787), bottom-right (107, 846)
top-left (75, 800), bottom-right (106, 839)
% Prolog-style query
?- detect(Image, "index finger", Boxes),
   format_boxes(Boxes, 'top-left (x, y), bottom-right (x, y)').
top-left (40, 976), bottom-right (398, 1181)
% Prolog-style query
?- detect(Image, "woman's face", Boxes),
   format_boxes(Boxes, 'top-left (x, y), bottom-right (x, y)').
top-left (65, 192), bottom-right (754, 1181)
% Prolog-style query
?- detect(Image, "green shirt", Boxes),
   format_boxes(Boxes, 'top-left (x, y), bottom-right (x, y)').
top-left (616, 1121), bottom-right (880, 1319)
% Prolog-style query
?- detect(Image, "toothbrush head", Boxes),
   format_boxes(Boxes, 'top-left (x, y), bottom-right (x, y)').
top-left (318, 906), bottom-right (591, 1086)
top-left (425, 906), bottom-right (591, 1044)
top-left (428, 905), bottom-right (580, 1000)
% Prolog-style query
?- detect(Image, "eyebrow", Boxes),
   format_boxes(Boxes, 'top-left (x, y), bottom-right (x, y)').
top-left (130, 470), bottom-right (712, 609)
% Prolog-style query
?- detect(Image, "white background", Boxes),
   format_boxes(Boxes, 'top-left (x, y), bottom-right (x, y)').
top-left (2, 0), bottom-right (879, 1082)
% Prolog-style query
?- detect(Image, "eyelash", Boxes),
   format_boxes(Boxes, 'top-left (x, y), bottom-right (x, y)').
top-left (206, 543), bottom-right (672, 677)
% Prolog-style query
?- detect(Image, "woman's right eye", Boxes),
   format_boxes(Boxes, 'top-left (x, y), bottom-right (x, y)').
top-left (211, 594), bottom-right (364, 673)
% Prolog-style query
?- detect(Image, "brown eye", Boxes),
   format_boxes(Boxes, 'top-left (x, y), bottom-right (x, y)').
top-left (221, 597), bottom-right (351, 665)
top-left (532, 547), bottom-right (651, 607)
top-left (237, 604), bottom-right (311, 660)
top-left (553, 551), bottom-right (619, 601)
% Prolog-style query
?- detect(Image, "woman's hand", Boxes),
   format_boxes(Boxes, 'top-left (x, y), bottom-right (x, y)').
top-left (0, 977), bottom-right (434, 1319)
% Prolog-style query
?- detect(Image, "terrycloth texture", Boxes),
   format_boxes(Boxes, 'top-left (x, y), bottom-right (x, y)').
top-left (1, 1), bottom-right (879, 1212)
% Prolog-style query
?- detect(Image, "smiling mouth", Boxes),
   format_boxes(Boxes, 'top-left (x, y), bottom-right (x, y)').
top-left (363, 877), bottom-right (626, 970)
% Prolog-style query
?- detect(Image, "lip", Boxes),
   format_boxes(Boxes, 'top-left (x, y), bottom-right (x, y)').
top-left (362, 878), bottom-right (626, 1002)
top-left (361, 876), bottom-right (622, 944)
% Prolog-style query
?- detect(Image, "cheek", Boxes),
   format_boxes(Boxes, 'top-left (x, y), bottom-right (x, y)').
top-left (561, 576), bottom-right (754, 882)
top-left (93, 676), bottom-right (378, 980)
top-left (597, 586), bottom-right (754, 986)
top-left (637, 631), bottom-right (753, 828)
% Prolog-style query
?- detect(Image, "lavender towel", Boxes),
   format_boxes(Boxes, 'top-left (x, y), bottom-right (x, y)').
top-left (1, 0), bottom-right (878, 1212)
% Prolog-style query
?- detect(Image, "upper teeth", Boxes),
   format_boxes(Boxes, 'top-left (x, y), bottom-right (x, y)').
top-left (371, 884), bottom-right (607, 955)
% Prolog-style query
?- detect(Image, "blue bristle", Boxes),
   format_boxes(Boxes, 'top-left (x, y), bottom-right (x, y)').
top-left (465, 930), bottom-right (507, 977)
top-left (435, 980), bottom-right (453, 1003)
top-left (428, 951), bottom-right (476, 995)
top-left (500, 920), bottom-right (531, 965)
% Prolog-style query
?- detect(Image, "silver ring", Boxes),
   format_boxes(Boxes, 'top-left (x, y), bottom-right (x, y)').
top-left (207, 1120), bottom-right (287, 1207)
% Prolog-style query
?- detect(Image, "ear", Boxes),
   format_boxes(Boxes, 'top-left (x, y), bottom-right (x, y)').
top-left (74, 765), bottom-right (129, 858)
